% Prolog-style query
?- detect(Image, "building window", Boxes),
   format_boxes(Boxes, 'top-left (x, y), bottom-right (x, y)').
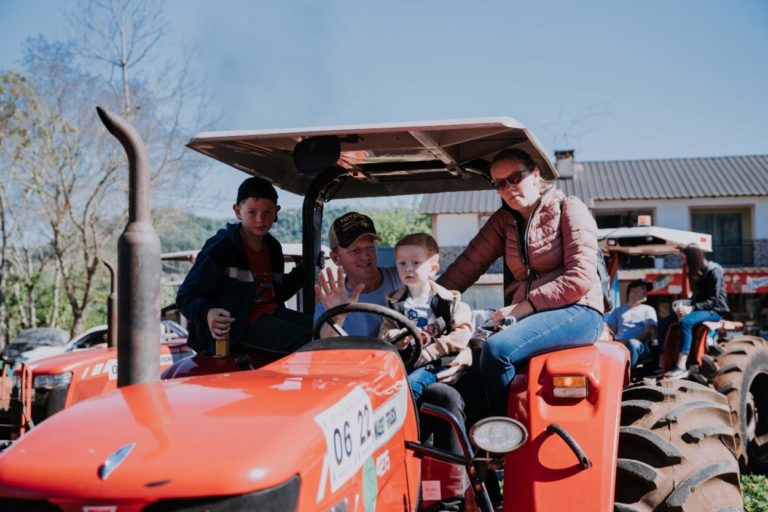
top-left (691, 208), bottom-right (752, 267)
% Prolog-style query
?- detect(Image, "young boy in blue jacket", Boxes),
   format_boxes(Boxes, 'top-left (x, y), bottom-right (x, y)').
top-left (176, 177), bottom-right (310, 356)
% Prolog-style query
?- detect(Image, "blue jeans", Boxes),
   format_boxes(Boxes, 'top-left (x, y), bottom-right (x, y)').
top-left (622, 338), bottom-right (650, 367)
top-left (480, 305), bottom-right (604, 416)
top-left (679, 309), bottom-right (721, 354)
top-left (408, 366), bottom-right (438, 403)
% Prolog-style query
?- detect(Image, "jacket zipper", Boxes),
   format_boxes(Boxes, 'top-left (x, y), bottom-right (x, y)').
top-left (520, 198), bottom-right (546, 298)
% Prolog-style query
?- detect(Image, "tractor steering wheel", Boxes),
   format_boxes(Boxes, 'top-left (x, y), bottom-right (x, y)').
top-left (312, 302), bottom-right (422, 370)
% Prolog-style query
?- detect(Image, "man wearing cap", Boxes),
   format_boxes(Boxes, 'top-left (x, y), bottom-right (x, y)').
top-left (177, 177), bottom-right (310, 356)
top-left (314, 212), bottom-right (401, 339)
top-left (604, 279), bottom-right (658, 367)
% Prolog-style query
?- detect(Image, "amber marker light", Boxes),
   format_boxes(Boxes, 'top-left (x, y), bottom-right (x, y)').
top-left (552, 375), bottom-right (588, 398)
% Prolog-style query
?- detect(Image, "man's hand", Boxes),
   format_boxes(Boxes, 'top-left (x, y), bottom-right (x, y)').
top-left (314, 267), bottom-right (364, 310)
top-left (314, 267), bottom-right (365, 338)
top-left (207, 308), bottom-right (234, 339)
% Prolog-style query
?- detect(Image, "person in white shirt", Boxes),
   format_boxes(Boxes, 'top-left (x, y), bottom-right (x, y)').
top-left (604, 279), bottom-right (657, 367)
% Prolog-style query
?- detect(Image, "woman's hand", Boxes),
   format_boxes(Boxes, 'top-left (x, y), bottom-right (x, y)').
top-left (490, 300), bottom-right (534, 327)
top-left (490, 305), bottom-right (515, 328)
top-left (207, 308), bottom-right (234, 339)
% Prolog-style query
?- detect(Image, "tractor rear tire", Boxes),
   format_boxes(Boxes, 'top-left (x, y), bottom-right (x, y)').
top-left (709, 335), bottom-right (768, 474)
top-left (614, 380), bottom-right (742, 511)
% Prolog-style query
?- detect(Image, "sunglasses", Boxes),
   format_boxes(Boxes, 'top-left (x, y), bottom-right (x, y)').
top-left (492, 168), bottom-right (532, 190)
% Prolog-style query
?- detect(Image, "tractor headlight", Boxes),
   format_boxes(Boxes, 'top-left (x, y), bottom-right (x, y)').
top-left (33, 372), bottom-right (72, 390)
top-left (470, 417), bottom-right (528, 454)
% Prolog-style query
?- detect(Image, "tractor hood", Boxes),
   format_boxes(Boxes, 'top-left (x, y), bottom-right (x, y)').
top-left (23, 339), bottom-right (187, 375)
top-left (0, 340), bottom-right (413, 503)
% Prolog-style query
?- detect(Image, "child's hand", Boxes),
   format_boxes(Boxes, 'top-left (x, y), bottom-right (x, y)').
top-left (387, 328), bottom-right (414, 350)
top-left (414, 351), bottom-right (430, 368)
top-left (434, 365), bottom-right (462, 383)
top-left (207, 308), bottom-right (234, 340)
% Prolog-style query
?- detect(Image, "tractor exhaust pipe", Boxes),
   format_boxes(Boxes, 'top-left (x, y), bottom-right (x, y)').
top-left (102, 259), bottom-right (117, 349)
top-left (97, 106), bottom-right (161, 387)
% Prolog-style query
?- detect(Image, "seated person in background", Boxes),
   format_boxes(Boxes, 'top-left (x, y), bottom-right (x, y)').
top-left (314, 212), bottom-right (401, 338)
top-left (604, 279), bottom-right (657, 367)
top-left (659, 244), bottom-right (729, 379)
top-left (176, 177), bottom-right (309, 356)
top-left (379, 233), bottom-right (473, 403)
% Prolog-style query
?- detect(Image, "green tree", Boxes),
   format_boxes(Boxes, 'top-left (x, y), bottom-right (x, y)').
top-left (0, 0), bottom-right (210, 338)
top-left (363, 207), bottom-right (432, 247)
top-left (270, 204), bottom-right (433, 248)
top-left (0, 71), bottom-right (67, 345)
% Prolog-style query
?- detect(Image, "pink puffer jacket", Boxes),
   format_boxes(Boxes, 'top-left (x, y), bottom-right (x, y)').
top-left (438, 187), bottom-right (604, 313)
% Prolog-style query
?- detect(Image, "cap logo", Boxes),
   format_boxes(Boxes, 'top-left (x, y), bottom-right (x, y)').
top-left (330, 212), bottom-right (378, 249)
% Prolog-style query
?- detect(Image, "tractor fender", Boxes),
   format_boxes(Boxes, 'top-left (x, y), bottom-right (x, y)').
top-left (502, 341), bottom-right (629, 511)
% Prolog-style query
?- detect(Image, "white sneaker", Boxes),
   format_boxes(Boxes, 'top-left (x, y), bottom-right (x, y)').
top-left (664, 367), bottom-right (689, 380)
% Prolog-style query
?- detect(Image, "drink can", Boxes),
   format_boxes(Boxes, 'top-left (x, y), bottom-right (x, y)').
top-left (214, 333), bottom-right (230, 358)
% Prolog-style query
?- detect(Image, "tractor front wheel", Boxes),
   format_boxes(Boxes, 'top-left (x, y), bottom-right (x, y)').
top-left (614, 380), bottom-right (742, 511)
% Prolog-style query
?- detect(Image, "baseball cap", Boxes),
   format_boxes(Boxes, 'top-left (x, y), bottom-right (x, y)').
top-left (328, 212), bottom-right (380, 249)
top-left (627, 279), bottom-right (653, 292)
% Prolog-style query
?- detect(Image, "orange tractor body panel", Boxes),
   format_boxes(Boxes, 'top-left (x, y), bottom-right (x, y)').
top-left (0, 345), bottom-right (422, 511)
top-left (0, 339), bottom-right (192, 439)
top-left (504, 341), bottom-right (629, 511)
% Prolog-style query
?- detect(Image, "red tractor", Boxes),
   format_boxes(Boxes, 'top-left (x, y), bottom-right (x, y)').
top-left (0, 252), bottom-right (197, 443)
top-left (601, 224), bottom-right (768, 475)
top-left (0, 111), bottom-right (748, 511)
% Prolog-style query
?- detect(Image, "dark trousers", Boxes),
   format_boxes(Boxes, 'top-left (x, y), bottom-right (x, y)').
top-left (242, 307), bottom-right (312, 354)
top-left (419, 348), bottom-right (489, 454)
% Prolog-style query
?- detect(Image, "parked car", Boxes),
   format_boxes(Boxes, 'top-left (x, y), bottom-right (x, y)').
top-left (1, 328), bottom-right (69, 366)
top-left (0, 321), bottom-right (192, 442)
top-left (2, 321), bottom-right (187, 367)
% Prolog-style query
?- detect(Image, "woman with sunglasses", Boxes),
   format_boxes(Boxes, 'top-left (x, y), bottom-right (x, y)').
top-left (438, 148), bottom-right (605, 415)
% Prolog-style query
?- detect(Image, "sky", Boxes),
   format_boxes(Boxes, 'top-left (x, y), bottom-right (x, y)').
top-left (1, 0), bottom-right (767, 217)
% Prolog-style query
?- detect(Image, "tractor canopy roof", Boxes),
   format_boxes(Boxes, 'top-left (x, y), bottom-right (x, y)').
top-left (187, 116), bottom-right (557, 198)
top-left (598, 226), bottom-right (712, 256)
